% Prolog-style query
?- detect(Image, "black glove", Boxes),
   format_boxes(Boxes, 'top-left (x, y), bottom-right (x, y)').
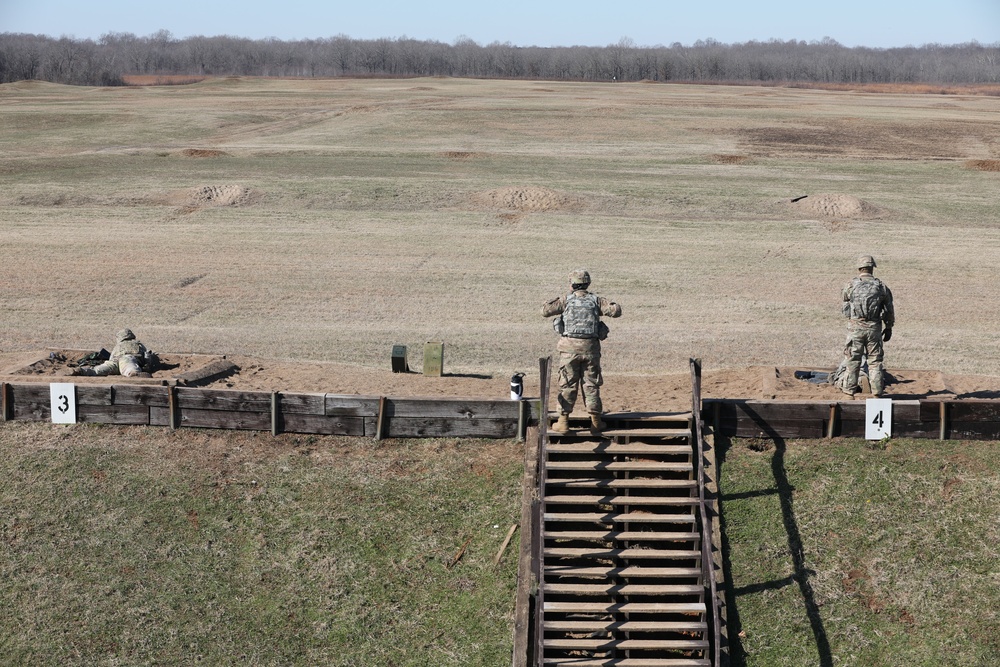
top-left (882, 328), bottom-right (892, 342)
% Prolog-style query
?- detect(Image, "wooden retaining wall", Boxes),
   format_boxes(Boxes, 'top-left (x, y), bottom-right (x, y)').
top-left (0, 381), bottom-right (539, 439)
top-left (707, 398), bottom-right (1000, 440)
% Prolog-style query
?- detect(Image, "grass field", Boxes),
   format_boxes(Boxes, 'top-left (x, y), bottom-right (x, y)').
top-left (2, 77), bottom-right (1000, 376)
top-left (0, 423), bottom-right (524, 666)
top-left (720, 435), bottom-right (1000, 666)
top-left (2, 423), bottom-right (997, 666)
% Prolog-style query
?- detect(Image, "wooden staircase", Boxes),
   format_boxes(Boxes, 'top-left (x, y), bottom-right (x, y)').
top-left (535, 411), bottom-right (715, 666)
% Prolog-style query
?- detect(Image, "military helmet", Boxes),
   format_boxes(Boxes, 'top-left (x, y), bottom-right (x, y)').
top-left (857, 255), bottom-right (877, 270)
top-left (569, 269), bottom-right (591, 287)
top-left (116, 328), bottom-right (135, 342)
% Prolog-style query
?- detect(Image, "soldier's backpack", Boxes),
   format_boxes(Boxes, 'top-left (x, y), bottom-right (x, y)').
top-left (849, 277), bottom-right (884, 321)
top-left (562, 292), bottom-right (601, 339)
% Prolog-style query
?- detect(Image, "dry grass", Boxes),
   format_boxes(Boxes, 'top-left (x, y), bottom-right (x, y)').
top-left (2, 77), bottom-right (1000, 377)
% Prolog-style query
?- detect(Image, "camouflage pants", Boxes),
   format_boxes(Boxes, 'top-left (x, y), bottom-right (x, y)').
top-left (844, 325), bottom-right (885, 395)
top-left (85, 355), bottom-right (143, 377)
top-left (556, 350), bottom-right (603, 415)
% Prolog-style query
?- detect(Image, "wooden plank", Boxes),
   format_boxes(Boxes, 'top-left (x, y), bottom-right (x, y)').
top-left (1, 382), bottom-right (9, 421)
top-left (78, 404), bottom-right (150, 425)
top-left (730, 418), bottom-right (824, 439)
top-left (386, 398), bottom-right (520, 419)
top-left (325, 394), bottom-right (380, 417)
top-left (271, 392), bottom-right (280, 436)
top-left (384, 417), bottom-right (518, 439)
top-left (111, 384), bottom-right (171, 407)
top-left (76, 385), bottom-right (113, 406)
top-left (275, 392), bottom-right (326, 415)
top-left (512, 425), bottom-right (539, 667)
top-left (280, 413), bottom-right (365, 436)
top-left (175, 387), bottom-right (272, 412)
top-left (10, 384), bottom-right (49, 421)
top-left (375, 396), bottom-right (386, 441)
top-left (949, 421), bottom-right (1000, 440)
top-left (920, 400), bottom-right (947, 421)
top-left (150, 406), bottom-right (270, 431)
top-left (947, 402), bottom-right (1000, 422)
top-left (892, 421), bottom-right (943, 439)
top-left (173, 358), bottom-right (238, 385)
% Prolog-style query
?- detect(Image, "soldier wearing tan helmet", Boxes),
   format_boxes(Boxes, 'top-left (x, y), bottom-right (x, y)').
top-left (542, 269), bottom-right (622, 432)
top-left (75, 328), bottom-right (150, 377)
top-left (840, 255), bottom-right (895, 397)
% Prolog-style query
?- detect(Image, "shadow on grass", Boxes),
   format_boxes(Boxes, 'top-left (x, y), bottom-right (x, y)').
top-left (717, 418), bottom-right (833, 667)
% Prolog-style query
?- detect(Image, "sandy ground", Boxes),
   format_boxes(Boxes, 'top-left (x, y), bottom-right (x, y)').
top-left (4, 349), bottom-right (998, 414)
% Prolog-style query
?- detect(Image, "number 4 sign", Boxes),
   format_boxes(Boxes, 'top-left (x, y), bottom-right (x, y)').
top-left (865, 398), bottom-right (892, 440)
top-left (49, 383), bottom-right (77, 424)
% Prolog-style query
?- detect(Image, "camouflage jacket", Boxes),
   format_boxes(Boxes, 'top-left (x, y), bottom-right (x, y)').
top-left (843, 274), bottom-right (895, 329)
top-left (110, 338), bottom-right (147, 362)
top-left (542, 290), bottom-right (622, 354)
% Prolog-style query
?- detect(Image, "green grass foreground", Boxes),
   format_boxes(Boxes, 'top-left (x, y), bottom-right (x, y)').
top-left (0, 423), bottom-right (524, 666)
top-left (3, 423), bottom-right (999, 666)
top-left (720, 435), bottom-right (1000, 666)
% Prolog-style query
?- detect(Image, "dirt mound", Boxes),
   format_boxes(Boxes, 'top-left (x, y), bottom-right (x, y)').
top-left (713, 154), bottom-right (749, 164)
top-left (184, 185), bottom-right (254, 207)
top-left (471, 186), bottom-right (580, 213)
top-left (790, 193), bottom-right (881, 219)
top-left (442, 151), bottom-right (482, 160)
top-left (181, 148), bottom-right (229, 158)
top-left (965, 159), bottom-right (1000, 172)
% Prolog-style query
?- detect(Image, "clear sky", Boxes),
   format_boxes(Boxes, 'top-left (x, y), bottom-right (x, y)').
top-left (2, 0), bottom-right (998, 48)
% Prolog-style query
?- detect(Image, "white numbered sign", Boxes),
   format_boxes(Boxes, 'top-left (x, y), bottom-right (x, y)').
top-left (49, 383), bottom-right (77, 424)
top-left (865, 398), bottom-right (892, 440)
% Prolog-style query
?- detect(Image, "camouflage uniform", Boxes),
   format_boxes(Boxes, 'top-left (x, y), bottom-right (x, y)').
top-left (841, 257), bottom-right (894, 396)
top-left (542, 271), bottom-right (622, 417)
top-left (78, 329), bottom-right (148, 377)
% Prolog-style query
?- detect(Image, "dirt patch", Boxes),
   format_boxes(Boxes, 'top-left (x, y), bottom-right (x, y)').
top-left (442, 151), bottom-right (482, 160)
top-left (713, 154), bottom-right (749, 164)
top-left (4, 349), bottom-right (220, 383)
top-left (181, 148), bottom-right (230, 158)
top-left (790, 193), bottom-right (882, 219)
top-left (160, 185), bottom-right (257, 210)
top-left (964, 159), bottom-right (1000, 172)
top-left (471, 186), bottom-right (581, 213)
top-left (4, 350), bottom-right (999, 413)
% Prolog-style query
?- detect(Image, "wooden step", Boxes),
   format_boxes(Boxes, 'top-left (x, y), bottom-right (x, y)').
top-left (546, 442), bottom-right (691, 455)
top-left (545, 495), bottom-right (699, 506)
top-left (544, 512), bottom-right (696, 524)
top-left (545, 565), bottom-right (703, 579)
top-left (547, 428), bottom-right (691, 439)
top-left (546, 547), bottom-right (701, 559)
top-left (546, 530), bottom-right (700, 542)
top-left (546, 478), bottom-right (697, 490)
top-left (546, 461), bottom-right (693, 472)
top-left (545, 601), bottom-right (706, 614)
top-left (544, 659), bottom-right (710, 667)
top-left (545, 583), bottom-right (704, 596)
top-left (544, 619), bottom-right (707, 633)
top-left (546, 638), bottom-right (708, 651)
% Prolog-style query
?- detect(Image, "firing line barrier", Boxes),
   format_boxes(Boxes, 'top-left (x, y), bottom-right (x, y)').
top-left (5, 380), bottom-right (1000, 441)
top-left (0, 381), bottom-right (539, 440)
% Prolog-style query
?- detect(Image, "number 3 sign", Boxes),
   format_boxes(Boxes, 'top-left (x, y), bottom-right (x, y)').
top-left (865, 398), bottom-right (892, 440)
top-left (49, 383), bottom-right (77, 424)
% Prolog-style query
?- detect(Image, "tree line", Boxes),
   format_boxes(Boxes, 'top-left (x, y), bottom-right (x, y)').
top-left (1, 31), bottom-right (998, 87)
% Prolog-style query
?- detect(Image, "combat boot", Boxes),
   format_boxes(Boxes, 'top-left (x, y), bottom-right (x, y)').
top-left (590, 413), bottom-right (607, 431)
top-left (551, 413), bottom-right (570, 433)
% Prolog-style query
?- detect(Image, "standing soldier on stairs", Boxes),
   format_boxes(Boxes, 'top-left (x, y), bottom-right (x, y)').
top-left (542, 269), bottom-right (622, 432)
top-left (840, 254), bottom-right (895, 397)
